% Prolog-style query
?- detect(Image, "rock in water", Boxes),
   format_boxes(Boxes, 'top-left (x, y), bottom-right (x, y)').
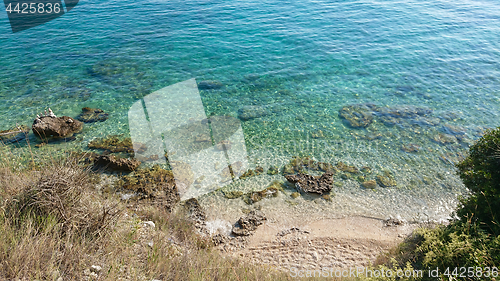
top-left (285, 172), bottom-right (334, 195)
top-left (376, 174), bottom-right (397, 187)
top-left (338, 104), bottom-right (374, 128)
top-left (32, 115), bottom-right (82, 139)
top-left (76, 107), bottom-right (109, 123)
top-left (197, 80), bottom-right (223, 90)
top-left (94, 155), bottom-right (141, 172)
top-left (0, 125), bottom-right (29, 143)
top-left (238, 105), bottom-right (269, 121)
top-left (232, 210), bottom-right (266, 236)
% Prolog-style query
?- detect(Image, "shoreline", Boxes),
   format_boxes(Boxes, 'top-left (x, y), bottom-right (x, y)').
top-left (216, 215), bottom-right (421, 271)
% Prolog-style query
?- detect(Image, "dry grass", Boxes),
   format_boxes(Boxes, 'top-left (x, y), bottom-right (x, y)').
top-left (0, 145), bottom-right (300, 281)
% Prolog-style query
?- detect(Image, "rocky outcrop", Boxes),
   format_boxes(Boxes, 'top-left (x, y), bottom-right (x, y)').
top-left (76, 107), bottom-right (109, 123)
top-left (185, 198), bottom-right (207, 223)
top-left (285, 172), bottom-right (334, 195)
top-left (232, 210), bottom-right (266, 236)
top-left (94, 155), bottom-right (140, 172)
top-left (32, 110), bottom-right (82, 139)
top-left (118, 165), bottom-right (180, 212)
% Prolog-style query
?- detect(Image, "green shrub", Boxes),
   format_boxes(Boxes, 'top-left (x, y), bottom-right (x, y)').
top-left (456, 128), bottom-right (500, 235)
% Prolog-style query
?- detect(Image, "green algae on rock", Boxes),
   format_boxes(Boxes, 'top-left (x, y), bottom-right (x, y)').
top-left (336, 161), bottom-right (359, 173)
top-left (94, 155), bottom-right (141, 172)
top-left (376, 172), bottom-right (397, 187)
top-left (88, 135), bottom-right (147, 154)
top-left (282, 156), bottom-right (336, 175)
top-left (239, 166), bottom-right (264, 180)
top-left (243, 181), bottom-right (284, 204)
top-left (224, 190), bottom-right (244, 199)
top-left (116, 165), bottom-right (180, 212)
top-left (267, 165), bottom-right (280, 175)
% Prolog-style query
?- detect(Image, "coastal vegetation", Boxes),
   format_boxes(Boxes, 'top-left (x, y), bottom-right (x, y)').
top-left (373, 128), bottom-right (500, 280)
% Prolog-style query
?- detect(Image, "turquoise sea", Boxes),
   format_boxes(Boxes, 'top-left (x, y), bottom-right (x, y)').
top-left (2, 0), bottom-right (500, 224)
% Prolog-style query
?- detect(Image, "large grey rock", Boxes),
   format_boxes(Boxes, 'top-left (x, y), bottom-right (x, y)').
top-left (32, 115), bottom-right (82, 139)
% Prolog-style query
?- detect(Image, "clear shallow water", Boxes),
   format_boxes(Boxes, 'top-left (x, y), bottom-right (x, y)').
top-left (2, 0), bottom-right (500, 222)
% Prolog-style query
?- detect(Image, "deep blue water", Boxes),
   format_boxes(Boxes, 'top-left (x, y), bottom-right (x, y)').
top-left (2, 0), bottom-right (500, 221)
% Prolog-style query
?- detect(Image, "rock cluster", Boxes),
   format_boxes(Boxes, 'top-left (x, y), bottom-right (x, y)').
top-left (285, 172), bottom-right (334, 195)
top-left (232, 210), bottom-right (266, 236)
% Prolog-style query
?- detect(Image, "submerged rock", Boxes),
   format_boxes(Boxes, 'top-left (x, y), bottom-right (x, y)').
top-left (76, 107), bottom-right (109, 123)
top-left (94, 155), bottom-right (141, 172)
top-left (441, 124), bottom-right (466, 136)
top-left (283, 156), bottom-right (335, 175)
top-left (285, 172), bottom-right (334, 195)
top-left (375, 105), bottom-right (432, 119)
top-left (336, 162), bottom-right (359, 173)
top-left (32, 114), bottom-right (82, 139)
top-left (238, 105), bottom-right (269, 121)
top-left (432, 133), bottom-right (457, 145)
top-left (401, 143), bottom-right (421, 153)
top-left (224, 190), bottom-right (244, 199)
top-left (88, 135), bottom-right (147, 154)
top-left (243, 181), bottom-right (283, 205)
top-left (0, 125), bottom-right (29, 143)
top-left (239, 166), bottom-right (264, 179)
top-left (232, 210), bottom-right (266, 236)
top-left (362, 180), bottom-right (377, 189)
top-left (339, 104), bottom-right (374, 128)
top-left (376, 172), bottom-right (397, 187)
top-left (197, 80), bottom-right (223, 90)
top-left (267, 166), bottom-right (280, 175)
